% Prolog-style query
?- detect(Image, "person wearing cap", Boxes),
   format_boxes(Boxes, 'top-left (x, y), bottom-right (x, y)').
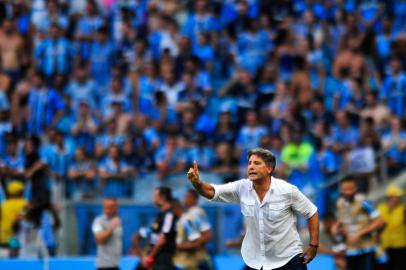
top-left (187, 148), bottom-right (319, 270)
top-left (0, 181), bottom-right (28, 256)
top-left (377, 185), bottom-right (406, 270)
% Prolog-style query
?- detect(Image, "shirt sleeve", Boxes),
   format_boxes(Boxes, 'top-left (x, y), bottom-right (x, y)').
top-left (362, 200), bottom-right (380, 219)
top-left (209, 181), bottom-right (241, 203)
top-left (291, 185), bottom-right (318, 219)
top-left (92, 218), bottom-right (103, 234)
top-left (161, 212), bottom-right (175, 234)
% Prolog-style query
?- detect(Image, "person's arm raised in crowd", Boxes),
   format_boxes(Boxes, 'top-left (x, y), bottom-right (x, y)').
top-left (187, 161), bottom-right (215, 200)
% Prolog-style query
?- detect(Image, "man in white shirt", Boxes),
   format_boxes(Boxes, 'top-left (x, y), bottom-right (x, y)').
top-left (187, 148), bottom-right (319, 270)
top-left (92, 198), bottom-right (123, 270)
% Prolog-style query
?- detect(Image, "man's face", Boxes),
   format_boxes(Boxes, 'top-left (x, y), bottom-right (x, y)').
top-left (340, 181), bottom-right (357, 201)
top-left (103, 199), bottom-right (117, 218)
top-left (247, 155), bottom-right (272, 182)
top-left (183, 192), bottom-right (196, 208)
top-left (153, 189), bottom-right (161, 207)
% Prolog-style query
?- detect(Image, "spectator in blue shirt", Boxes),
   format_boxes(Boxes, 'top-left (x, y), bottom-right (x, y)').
top-left (89, 26), bottom-right (116, 85)
top-left (184, 56), bottom-right (212, 93)
top-left (380, 56), bottom-right (406, 118)
top-left (329, 111), bottom-right (360, 154)
top-left (47, 131), bottom-right (71, 182)
top-left (98, 144), bottom-right (134, 198)
top-left (219, 68), bottom-right (259, 126)
top-left (235, 110), bottom-right (267, 164)
top-left (213, 110), bottom-right (237, 145)
top-left (71, 100), bottom-right (98, 156)
top-left (2, 136), bottom-right (25, 183)
top-left (137, 61), bottom-right (162, 102)
top-left (27, 71), bottom-right (65, 136)
top-left (177, 72), bottom-right (207, 112)
top-left (95, 119), bottom-right (125, 156)
top-left (155, 135), bottom-right (186, 180)
top-left (182, 0), bottom-right (219, 42)
top-left (67, 147), bottom-right (96, 200)
top-left (381, 117), bottom-right (406, 175)
top-left (46, 131), bottom-right (71, 202)
top-left (186, 133), bottom-right (215, 171)
top-left (193, 32), bottom-right (214, 66)
top-left (376, 18), bottom-right (395, 75)
top-left (102, 77), bottom-right (132, 118)
top-left (130, 114), bottom-right (161, 153)
top-left (235, 19), bottom-right (270, 75)
top-left (74, 0), bottom-right (105, 60)
top-left (34, 24), bottom-right (74, 78)
top-left (65, 65), bottom-right (100, 114)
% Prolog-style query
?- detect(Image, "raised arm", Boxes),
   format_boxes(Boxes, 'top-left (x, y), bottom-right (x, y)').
top-left (187, 161), bottom-right (215, 199)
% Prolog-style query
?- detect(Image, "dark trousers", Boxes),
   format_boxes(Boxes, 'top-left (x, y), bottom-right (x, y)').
top-left (153, 252), bottom-right (175, 270)
top-left (387, 247), bottom-right (406, 270)
top-left (346, 251), bottom-right (375, 270)
top-left (257, 254), bottom-right (307, 270)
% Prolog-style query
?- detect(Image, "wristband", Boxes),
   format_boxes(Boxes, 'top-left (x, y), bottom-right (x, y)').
top-left (309, 244), bottom-right (319, 248)
top-left (146, 255), bottom-right (154, 266)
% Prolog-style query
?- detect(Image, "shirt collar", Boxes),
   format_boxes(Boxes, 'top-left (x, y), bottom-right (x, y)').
top-left (247, 176), bottom-right (275, 193)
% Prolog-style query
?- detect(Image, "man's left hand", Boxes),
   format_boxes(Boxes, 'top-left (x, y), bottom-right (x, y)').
top-left (302, 245), bottom-right (318, 264)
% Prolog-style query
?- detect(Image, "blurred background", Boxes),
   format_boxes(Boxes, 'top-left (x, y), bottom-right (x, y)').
top-left (0, 0), bottom-right (405, 269)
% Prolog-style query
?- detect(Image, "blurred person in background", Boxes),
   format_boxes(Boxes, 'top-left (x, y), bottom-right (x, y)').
top-left (317, 212), bottom-right (346, 270)
top-left (381, 117), bottom-right (406, 176)
top-left (34, 23), bottom-right (74, 79)
top-left (0, 181), bottom-right (28, 258)
top-left (0, 18), bottom-right (26, 90)
top-left (377, 185), bottom-right (406, 270)
top-left (98, 144), bottom-right (135, 198)
top-left (379, 56), bottom-right (406, 118)
top-left (155, 135), bottom-right (186, 181)
top-left (70, 99), bottom-right (98, 155)
top-left (1, 136), bottom-right (25, 185)
top-left (336, 176), bottom-right (386, 270)
top-left (138, 187), bottom-right (177, 270)
top-left (24, 136), bottom-right (49, 204)
top-left (212, 142), bottom-right (239, 183)
top-left (13, 201), bottom-right (47, 258)
top-left (92, 197), bottom-right (122, 270)
top-left (187, 133), bottom-right (215, 172)
top-left (67, 147), bottom-right (97, 200)
top-left (177, 189), bottom-right (213, 270)
top-left (26, 71), bottom-right (65, 137)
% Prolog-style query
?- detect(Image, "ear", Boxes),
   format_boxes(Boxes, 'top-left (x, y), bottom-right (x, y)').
top-left (267, 165), bottom-right (273, 175)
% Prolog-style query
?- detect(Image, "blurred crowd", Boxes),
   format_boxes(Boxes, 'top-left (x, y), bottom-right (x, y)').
top-left (0, 0), bottom-right (405, 259)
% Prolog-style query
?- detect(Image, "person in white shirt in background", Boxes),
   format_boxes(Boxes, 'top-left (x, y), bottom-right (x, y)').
top-left (187, 148), bottom-right (319, 270)
top-left (92, 198), bottom-right (122, 270)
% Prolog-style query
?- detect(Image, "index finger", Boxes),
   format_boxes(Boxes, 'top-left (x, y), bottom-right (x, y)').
top-left (193, 160), bottom-right (199, 174)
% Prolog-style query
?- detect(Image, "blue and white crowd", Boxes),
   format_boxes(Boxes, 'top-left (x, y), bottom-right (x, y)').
top-left (0, 0), bottom-right (405, 242)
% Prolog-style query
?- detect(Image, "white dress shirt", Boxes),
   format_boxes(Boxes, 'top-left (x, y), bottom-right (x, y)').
top-left (210, 177), bottom-right (317, 270)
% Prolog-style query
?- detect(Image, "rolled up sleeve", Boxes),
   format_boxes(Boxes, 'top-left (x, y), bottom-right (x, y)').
top-left (291, 186), bottom-right (318, 219)
top-left (209, 181), bottom-right (241, 203)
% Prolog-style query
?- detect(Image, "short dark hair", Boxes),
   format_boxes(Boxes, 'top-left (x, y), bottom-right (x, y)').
top-left (104, 197), bottom-right (118, 203)
top-left (186, 189), bottom-right (199, 200)
top-left (247, 148), bottom-right (276, 174)
top-left (340, 175), bottom-right (357, 185)
top-left (157, 187), bottom-right (173, 202)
